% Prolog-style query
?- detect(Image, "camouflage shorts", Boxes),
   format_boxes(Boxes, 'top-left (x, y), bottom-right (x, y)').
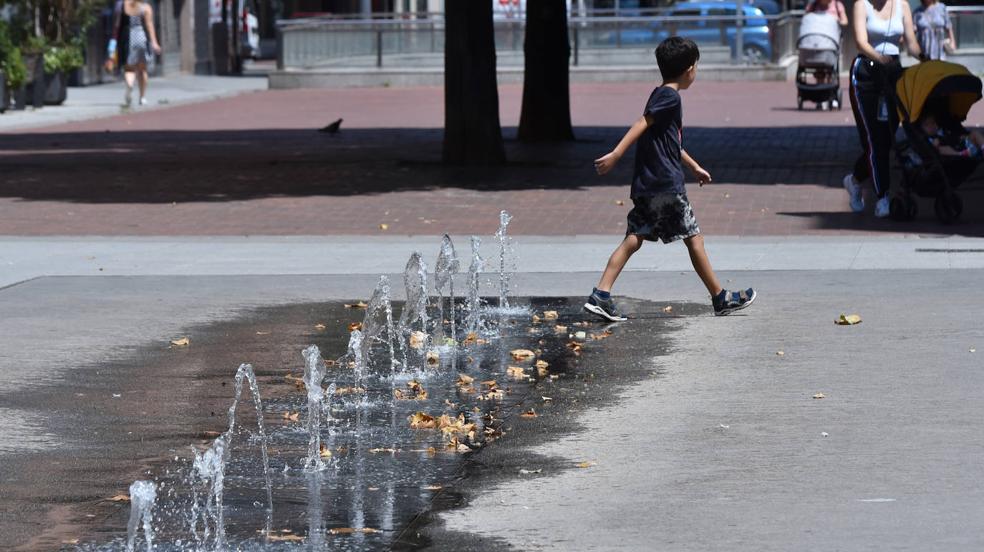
top-left (626, 193), bottom-right (701, 243)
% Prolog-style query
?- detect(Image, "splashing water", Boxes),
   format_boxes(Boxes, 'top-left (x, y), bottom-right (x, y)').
top-left (362, 276), bottom-right (399, 374)
top-left (495, 210), bottom-right (514, 308)
top-left (125, 480), bottom-right (156, 552)
top-left (465, 235), bottom-right (484, 333)
top-left (398, 252), bottom-right (429, 371)
top-left (191, 435), bottom-right (228, 548)
top-left (302, 345), bottom-right (327, 471)
top-left (435, 234), bottom-right (460, 346)
top-left (232, 363), bottom-right (274, 536)
top-left (347, 330), bottom-right (366, 404)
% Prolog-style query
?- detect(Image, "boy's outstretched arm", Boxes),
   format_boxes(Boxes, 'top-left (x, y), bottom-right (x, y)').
top-left (682, 149), bottom-right (712, 186)
top-left (594, 116), bottom-right (652, 175)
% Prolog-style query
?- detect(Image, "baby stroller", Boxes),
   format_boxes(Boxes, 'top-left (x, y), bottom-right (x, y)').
top-left (891, 60), bottom-right (982, 223)
top-left (796, 12), bottom-right (842, 110)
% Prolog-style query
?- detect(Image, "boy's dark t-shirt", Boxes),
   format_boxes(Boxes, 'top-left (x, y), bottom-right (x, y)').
top-left (631, 86), bottom-right (685, 198)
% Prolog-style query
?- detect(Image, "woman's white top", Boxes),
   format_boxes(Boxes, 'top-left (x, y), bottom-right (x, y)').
top-left (864, 0), bottom-right (904, 56)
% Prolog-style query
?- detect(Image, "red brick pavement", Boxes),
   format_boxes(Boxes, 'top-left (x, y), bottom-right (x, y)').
top-left (1, 81), bottom-right (982, 237)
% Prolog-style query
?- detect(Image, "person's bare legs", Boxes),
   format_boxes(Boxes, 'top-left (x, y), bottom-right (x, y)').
top-left (596, 234), bottom-right (644, 292)
top-left (136, 64), bottom-right (148, 103)
top-left (683, 233), bottom-right (723, 297)
top-left (123, 69), bottom-right (136, 105)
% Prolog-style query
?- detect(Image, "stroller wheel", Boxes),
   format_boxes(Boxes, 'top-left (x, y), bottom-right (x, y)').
top-left (836, 90), bottom-right (844, 110)
top-left (934, 192), bottom-right (963, 224)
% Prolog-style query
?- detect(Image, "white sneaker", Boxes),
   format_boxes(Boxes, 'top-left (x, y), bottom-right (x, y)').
top-left (842, 174), bottom-right (864, 213)
top-left (874, 196), bottom-right (890, 218)
top-left (139, 97), bottom-right (147, 106)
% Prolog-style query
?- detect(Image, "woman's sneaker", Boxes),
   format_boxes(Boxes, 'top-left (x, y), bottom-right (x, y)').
top-left (843, 174), bottom-right (864, 213)
top-left (584, 289), bottom-right (627, 322)
top-left (713, 288), bottom-right (756, 316)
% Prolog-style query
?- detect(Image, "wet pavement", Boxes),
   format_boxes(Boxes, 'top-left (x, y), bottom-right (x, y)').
top-left (0, 289), bottom-right (693, 550)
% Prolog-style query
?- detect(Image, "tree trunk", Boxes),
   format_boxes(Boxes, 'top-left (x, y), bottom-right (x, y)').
top-left (518, 0), bottom-right (574, 143)
top-left (443, 0), bottom-right (506, 165)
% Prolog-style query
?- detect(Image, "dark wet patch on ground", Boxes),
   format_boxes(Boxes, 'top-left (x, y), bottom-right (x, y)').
top-left (0, 296), bottom-right (700, 551)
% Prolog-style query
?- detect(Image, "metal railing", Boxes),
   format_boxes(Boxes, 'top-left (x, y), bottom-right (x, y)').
top-left (276, 7), bottom-right (984, 72)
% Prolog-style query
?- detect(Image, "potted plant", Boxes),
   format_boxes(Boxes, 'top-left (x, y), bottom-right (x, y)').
top-left (21, 35), bottom-right (46, 108)
top-left (42, 41), bottom-right (83, 105)
top-left (0, 20), bottom-right (28, 112)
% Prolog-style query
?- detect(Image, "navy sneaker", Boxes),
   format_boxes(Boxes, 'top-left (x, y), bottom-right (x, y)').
top-left (713, 288), bottom-right (757, 316)
top-left (583, 290), bottom-right (628, 322)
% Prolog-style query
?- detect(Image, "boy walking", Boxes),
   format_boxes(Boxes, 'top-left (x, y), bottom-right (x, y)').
top-left (583, 37), bottom-right (756, 321)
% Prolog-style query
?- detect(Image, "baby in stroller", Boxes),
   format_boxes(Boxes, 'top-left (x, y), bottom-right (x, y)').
top-left (920, 112), bottom-right (984, 159)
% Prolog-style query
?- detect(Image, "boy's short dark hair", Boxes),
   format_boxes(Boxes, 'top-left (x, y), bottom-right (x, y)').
top-left (655, 37), bottom-right (700, 80)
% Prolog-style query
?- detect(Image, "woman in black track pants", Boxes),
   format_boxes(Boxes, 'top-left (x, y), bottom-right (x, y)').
top-left (843, 0), bottom-right (921, 218)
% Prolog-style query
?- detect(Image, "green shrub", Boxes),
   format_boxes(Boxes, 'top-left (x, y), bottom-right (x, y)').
top-left (0, 21), bottom-right (29, 89)
top-left (43, 41), bottom-right (85, 74)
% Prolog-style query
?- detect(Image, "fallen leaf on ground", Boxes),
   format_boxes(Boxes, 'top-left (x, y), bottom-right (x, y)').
top-left (835, 314), bottom-right (862, 325)
top-left (314, 323), bottom-right (327, 331)
top-left (615, 200), bottom-right (625, 206)
top-left (532, 314), bottom-right (541, 324)
top-left (255, 331), bottom-right (270, 335)
top-left (423, 485), bottom-right (443, 490)
top-left (663, 305), bottom-right (673, 313)
top-left (409, 412), bottom-right (437, 429)
top-left (535, 360), bottom-right (549, 369)
top-left (462, 332), bottom-right (479, 345)
top-left (409, 331), bottom-right (427, 349)
top-left (369, 448), bottom-right (398, 454)
top-left (170, 337), bottom-right (189, 347)
top-left (510, 349), bottom-right (536, 361)
top-left (283, 411), bottom-right (300, 422)
top-left (776, 351), bottom-right (785, 357)
top-left (378, 224), bottom-right (389, 231)
top-left (542, 396), bottom-right (553, 402)
top-left (61, 540), bottom-right (80, 545)
top-left (319, 443), bottom-right (333, 458)
top-left (334, 386), bottom-right (365, 395)
top-left (507, 366), bottom-right (526, 379)
top-left (554, 325), bottom-right (568, 334)
top-left (543, 310), bottom-right (559, 320)
top-left (107, 494), bottom-right (130, 502)
top-left (330, 527), bottom-right (380, 535)
top-left (521, 409), bottom-right (537, 418)
top-left (481, 380), bottom-right (498, 389)
top-left (394, 380), bottom-right (427, 400)
top-left (268, 534), bottom-right (305, 542)
top-left (456, 374), bottom-right (474, 387)
top-left (591, 330), bottom-right (613, 341)
top-left (813, 392), bottom-right (826, 399)
top-left (519, 468), bottom-right (543, 475)
top-left (348, 322), bottom-right (363, 332)
top-left (576, 461), bottom-right (596, 469)
top-left (574, 331), bottom-right (587, 340)
top-left (426, 350), bottom-right (440, 365)
top-left (344, 301), bottom-right (368, 309)
top-left (567, 341), bottom-right (583, 355)
top-left (201, 430), bottom-right (222, 438)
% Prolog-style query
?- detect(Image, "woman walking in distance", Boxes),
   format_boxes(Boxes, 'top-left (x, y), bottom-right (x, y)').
top-left (110, 0), bottom-right (162, 107)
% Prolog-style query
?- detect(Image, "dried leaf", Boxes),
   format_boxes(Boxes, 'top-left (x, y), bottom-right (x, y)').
top-left (423, 485), bottom-right (443, 490)
top-left (567, 341), bottom-right (583, 355)
top-left (521, 409), bottom-right (538, 418)
top-left (591, 330), bottom-right (613, 341)
top-left (776, 351), bottom-right (785, 357)
top-left (510, 349), bottom-right (536, 361)
top-left (576, 461), bottom-right (596, 469)
top-left (462, 332), bottom-right (479, 346)
top-left (554, 325), bottom-right (568, 334)
top-left (481, 380), bottom-right (498, 389)
top-left (62, 540), bottom-right (80, 545)
top-left (507, 366), bottom-right (526, 379)
top-left (329, 527), bottom-right (380, 535)
top-left (170, 337), bottom-right (189, 347)
top-left (378, 223), bottom-right (389, 231)
top-left (314, 323), bottom-right (327, 331)
top-left (535, 360), bottom-right (549, 370)
top-left (255, 331), bottom-right (270, 335)
top-left (369, 447), bottom-right (398, 454)
top-left (348, 322), bottom-right (363, 332)
top-left (409, 331), bottom-right (427, 350)
top-left (394, 380), bottom-right (427, 400)
top-left (409, 412), bottom-right (437, 429)
top-left (532, 314), bottom-right (541, 324)
top-left (269, 534), bottom-right (305, 542)
top-left (835, 314), bottom-right (862, 325)
top-left (283, 411), bottom-right (301, 422)
top-left (344, 301), bottom-right (368, 309)
top-left (813, 392), bottom-right (825, 399)
top-left (319, 443), bottom-right (333, 458)
top-left (426, 350), bottom-right (440, 365)
top-left (615, 199), bottom-right (625, 206)
top-left (334, 386), bottom-right (365, 395)
top-left (456, 374), bottom-right (474, 386)
top-left (542, 396), bottom-right (553, 402)
top-left (574, 331), bottom-right (587, 340)
top-left (107, 494), bottom-right (130, 502)
top-left (663, 305), bottom-right (673, 313)
top-left (543, 310), bottom-right (559, 321)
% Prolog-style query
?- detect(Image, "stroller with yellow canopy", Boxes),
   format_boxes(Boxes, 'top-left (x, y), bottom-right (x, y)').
top-left (892, 60), bottom-right (982, 223)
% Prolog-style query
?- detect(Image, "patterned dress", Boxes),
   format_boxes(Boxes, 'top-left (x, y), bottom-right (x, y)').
top-left (126, 5), bottom-right (151, 66)
top-left (914, 3), bottom-right (952, 61)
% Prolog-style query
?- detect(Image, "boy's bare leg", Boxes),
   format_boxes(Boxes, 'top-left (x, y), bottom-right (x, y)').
top-left (683, 234), bottom-right (724, 297)
top-left (596, 234), bottom-right (644, 292)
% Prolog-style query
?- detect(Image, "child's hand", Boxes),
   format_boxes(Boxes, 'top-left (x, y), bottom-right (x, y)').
top-left (694, 166), bottom-right (712, 186)
top-left (594, 152), bottom-right (620, 175)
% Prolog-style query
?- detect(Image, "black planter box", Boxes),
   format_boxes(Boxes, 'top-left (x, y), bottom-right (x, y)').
top-left (43, 71), bottom-right (67, 105)
top-left (0, 70), bottom-right (7, 113)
